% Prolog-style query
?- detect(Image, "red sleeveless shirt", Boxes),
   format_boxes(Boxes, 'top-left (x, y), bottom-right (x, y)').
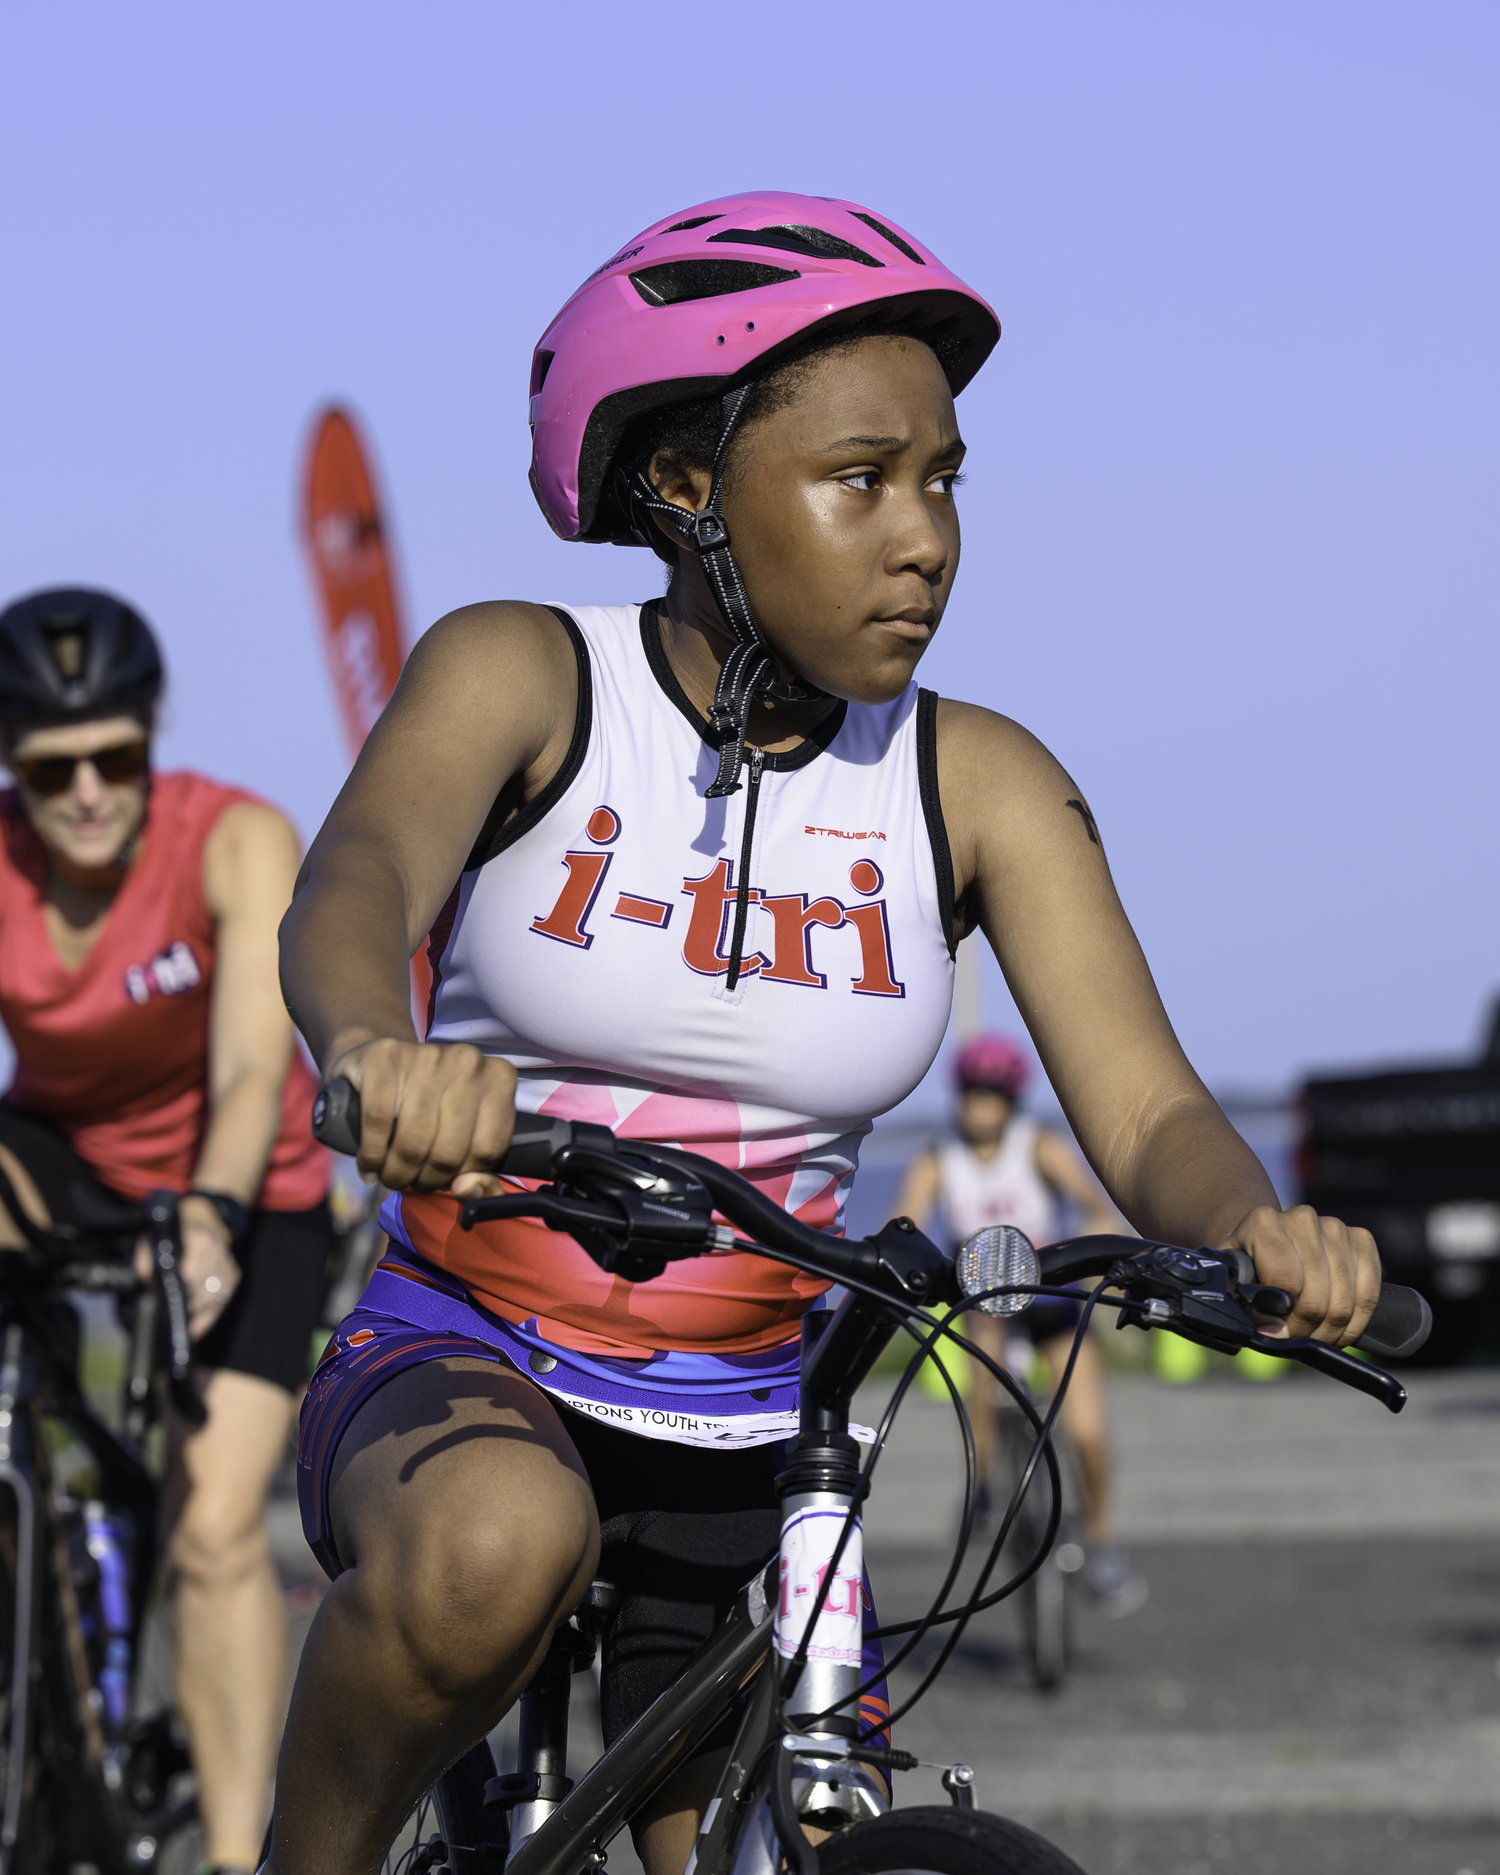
top-left (0, 771), bottom-right (327, 1209)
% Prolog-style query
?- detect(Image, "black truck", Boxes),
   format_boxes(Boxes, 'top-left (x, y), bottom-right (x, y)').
top-left (1298, 1001), bottom-right (1500, 1363)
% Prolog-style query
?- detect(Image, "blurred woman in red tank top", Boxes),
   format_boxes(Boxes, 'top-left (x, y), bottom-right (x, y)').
top-left (0, 588), bottom-right (331, 1875)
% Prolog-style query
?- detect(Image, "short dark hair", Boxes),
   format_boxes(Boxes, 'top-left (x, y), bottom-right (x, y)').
top-left (620, 312), bottom-right (964, 504)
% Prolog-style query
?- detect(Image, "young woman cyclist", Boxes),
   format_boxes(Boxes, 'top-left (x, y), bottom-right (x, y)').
top-left (273, 192), bottom-right (1381, 1875)
top-left (894, 1033), bottom-right (1145, 1616)
top-left (0, 589), bottom-right (332, 1875)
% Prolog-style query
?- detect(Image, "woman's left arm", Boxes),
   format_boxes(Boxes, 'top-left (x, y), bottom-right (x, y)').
top-left (181, 802), bottom-right (304, 1336)
top-left (1033, 1128), bottom-right (1119, 1237)
top-left (938, 699), bottom-right (1381, 1346)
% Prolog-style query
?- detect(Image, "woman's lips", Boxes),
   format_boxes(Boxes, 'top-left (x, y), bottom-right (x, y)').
top-left (876, 613), bottom-right (935, 642)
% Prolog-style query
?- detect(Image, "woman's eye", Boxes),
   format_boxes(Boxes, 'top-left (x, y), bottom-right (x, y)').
top-left (839, 470), bottom-right (881, 492)
top-left (928, 471), bottom-right (965, 497)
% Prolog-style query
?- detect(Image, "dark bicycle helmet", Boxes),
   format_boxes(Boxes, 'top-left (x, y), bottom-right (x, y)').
top-left (0, 588), bottom-right (164, 724)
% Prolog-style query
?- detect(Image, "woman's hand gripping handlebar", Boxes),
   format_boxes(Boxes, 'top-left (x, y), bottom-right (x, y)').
top-left (313, 1078), bottom-right (1431, 1409)
top-left (311, 1077), bottom-right (956, 1301)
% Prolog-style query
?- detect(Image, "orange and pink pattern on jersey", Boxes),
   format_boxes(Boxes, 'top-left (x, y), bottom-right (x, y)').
top-left (397, 1077), bottom-right (845, 1357)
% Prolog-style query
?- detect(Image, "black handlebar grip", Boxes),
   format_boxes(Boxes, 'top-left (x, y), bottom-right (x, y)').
top-left (497, 1114), bottom-right (576, 1178)
top-left (1352, 1284), bottom-right (1433, 1361)
top-left (311, 1079), bottom-right (362, 1157)
top-left (311, 1079), bottom-right (573, 1179)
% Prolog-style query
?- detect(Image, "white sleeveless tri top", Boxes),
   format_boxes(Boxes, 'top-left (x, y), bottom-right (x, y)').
top-left (391, 602), bottom-right (958, 1356)
top-left (937, 1115), bottom-right (1059, 1249)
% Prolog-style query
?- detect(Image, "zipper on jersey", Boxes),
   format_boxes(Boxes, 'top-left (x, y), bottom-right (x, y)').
top-left (725, 745), bottom-right (765, 992)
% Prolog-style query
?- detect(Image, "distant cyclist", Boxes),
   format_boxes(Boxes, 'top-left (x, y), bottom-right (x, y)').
top-left (894, 1033), bottom-right (1146, 1616)
top-left (272, 193), bottom-right (1381, 1875)
top-left (0, 589), bottom-right (332, 1875)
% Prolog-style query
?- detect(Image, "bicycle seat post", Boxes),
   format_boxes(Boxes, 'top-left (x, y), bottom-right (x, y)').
top-left (488, 1580), bottom-right (615, 1855)
top-left (506, 1644), bottom-right (573, 1855)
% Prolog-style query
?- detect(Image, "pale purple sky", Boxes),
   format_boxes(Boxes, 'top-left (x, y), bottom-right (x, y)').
top-left (2, 3), bottom-right (1496, 1098)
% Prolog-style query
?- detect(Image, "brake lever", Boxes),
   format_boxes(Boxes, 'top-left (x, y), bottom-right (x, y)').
top-left (1108, 1245), bottom-right (1408, 1413)
top-left (459, 1182), bottom-right (731, 1284)
top-left (459, 1190), bottom-right (634, 1236)
top-left (1241, 1331), bottom-right (1408, 1412)
top-left (146, 1190), bottom-right (206, 1428)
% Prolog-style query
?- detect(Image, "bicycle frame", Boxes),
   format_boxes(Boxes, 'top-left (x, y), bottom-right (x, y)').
top-left (494, 1287), bottom-right (943, 1875)
top-left (307, 1083), bottom-right (1425, 1874)
top-left (0, 1185), bottom-right (200, 1873)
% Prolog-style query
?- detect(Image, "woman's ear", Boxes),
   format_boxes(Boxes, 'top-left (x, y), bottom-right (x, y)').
top-left (647, 449), bottom-right (713, 519)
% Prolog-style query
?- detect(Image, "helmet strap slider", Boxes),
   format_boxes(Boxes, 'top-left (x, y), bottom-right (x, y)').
top-left (684, 511), bottom-right (730, 554)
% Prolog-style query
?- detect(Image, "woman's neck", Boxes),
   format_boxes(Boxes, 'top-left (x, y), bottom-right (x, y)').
top-left (657, 566), bottom-right (838, 755)
top-left (46, 842), bottom-right (137, 929)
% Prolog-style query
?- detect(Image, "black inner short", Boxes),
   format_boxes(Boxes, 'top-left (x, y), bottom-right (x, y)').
top-left (557, 1406), bottom-right (782, 1748)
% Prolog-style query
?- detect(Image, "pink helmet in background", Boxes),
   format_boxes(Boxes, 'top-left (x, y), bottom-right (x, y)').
top-left (954, 1035), bottom-right (1031, 1099)
top-left (528, 191), bottom-right (1000, 546)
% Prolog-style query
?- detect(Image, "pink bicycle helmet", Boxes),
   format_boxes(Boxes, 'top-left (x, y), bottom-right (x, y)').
top-left (954, 1034), bottom-right (1031, 1099)
top-left (527, 192), bottom-right (999, 797)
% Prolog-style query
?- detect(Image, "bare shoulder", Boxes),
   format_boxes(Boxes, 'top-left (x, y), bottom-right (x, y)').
top-left (363, 599), bottom-right (579, 783)
top-left (203, 799), bottom-right (302, 915)
top-left (398, 600), bottom-right (577, 697)
top-left (933, 697), bottom-right (1081, 805)
top-left (931, 696), bottom-right (1108, 901)
top-left (205, 799), bottom-right (300, 865)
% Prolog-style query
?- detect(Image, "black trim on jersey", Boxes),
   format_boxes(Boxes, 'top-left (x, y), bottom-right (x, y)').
top-left (916, 687), bottom-right (959, 960)
top-left (462, 606), bottom-right (594, 872)
top-left (638, 599), bottom-right (847, 773)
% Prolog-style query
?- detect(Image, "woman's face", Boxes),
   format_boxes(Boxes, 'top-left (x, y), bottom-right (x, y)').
top-left (7, 714), bottom-right (151, 873)
top-left (721, 335), bottom-right (965, 706)
top-left (959, 1088), bottom-right (1014, 1148)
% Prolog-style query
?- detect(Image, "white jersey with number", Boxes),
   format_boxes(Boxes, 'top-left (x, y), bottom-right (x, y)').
top-left (937, 1115), bottom-right (1059, 1249)
top-left (391, 602), bottom-right (958, 1357)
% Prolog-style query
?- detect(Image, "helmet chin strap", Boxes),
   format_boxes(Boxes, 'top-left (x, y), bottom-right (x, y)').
top-left (630, 385), bottom-right (828, 798)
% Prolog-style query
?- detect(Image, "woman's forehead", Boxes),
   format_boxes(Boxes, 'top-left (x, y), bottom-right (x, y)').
top-left (762, 336), bottom-right (959, 446)
top-left (9, 714), bottom-right (147, 760)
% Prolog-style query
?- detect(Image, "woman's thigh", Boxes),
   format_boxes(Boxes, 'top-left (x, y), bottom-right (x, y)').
top-left (328, 1355), bottom-right (600, 1643)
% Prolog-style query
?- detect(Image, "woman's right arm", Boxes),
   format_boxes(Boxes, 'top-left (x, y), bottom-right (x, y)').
top-left (890, 1149), bottom-right (943, 1232)
top-left (279, 601), bottom-right (577, 1192)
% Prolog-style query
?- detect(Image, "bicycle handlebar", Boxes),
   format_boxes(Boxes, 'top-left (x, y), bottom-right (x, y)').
top-left (1032, 1234), bottom-right (1432, 1363)
top-left (0, 1162), bottom-right (205, 1427)
top-left (311, 1080), bottom-right (1430, 1405)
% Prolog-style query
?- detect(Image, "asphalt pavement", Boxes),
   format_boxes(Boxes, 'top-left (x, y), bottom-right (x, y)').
top-left (859, 1364), bottom-right (1500, 1875)
top-left (254, 1362), bottom-right (1500, 1875)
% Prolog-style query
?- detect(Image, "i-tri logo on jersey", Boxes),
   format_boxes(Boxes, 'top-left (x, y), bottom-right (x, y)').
top-left (124, 940), bottom-right (201, 1006)
top-left (530, 808), bottom-right (904, 997)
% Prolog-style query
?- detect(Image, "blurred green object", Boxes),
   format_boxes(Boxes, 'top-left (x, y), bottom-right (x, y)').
top-left (917, 1323), bottom-right (972, 1399)
top-left (1238, 1345), bottom-right (1291, 1380)
top-left (1152, 1329), bottom-right (1210, 1383)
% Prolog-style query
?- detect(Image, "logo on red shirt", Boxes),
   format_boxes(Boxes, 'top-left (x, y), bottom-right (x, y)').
top-left (124, 940), bottom-right (201, 1006)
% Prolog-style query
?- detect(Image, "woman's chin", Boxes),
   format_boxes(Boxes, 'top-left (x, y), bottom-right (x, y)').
top-left (51, 829), bottom-right (131, 872)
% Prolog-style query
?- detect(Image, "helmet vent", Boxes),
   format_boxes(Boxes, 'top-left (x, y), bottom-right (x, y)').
top-left (46, 626), bottom-right (85, 681)
top-left (531, 350), bottom-right (555, 396)
top-left (663, 214), bottom-right (723, 233)
top-left (629, 259), bottom-right (800, 307)
top-left (707, 224), bottom-right (882, 267)
top-left (849, 212), bottom-right (925, 266)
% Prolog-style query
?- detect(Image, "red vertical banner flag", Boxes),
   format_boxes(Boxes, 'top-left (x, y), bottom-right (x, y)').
top-left (302, 407), bottom-right (435, 1030)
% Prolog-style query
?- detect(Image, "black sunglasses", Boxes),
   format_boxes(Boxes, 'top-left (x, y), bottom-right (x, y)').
top-left (11, 741), bottom-right (151, 798)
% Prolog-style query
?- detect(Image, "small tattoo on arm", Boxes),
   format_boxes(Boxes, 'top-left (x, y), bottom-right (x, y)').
top-left (1065, 798), bottom-right (1102, 847)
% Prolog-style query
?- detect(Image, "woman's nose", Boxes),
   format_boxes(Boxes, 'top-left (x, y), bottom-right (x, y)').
top-left (888, 491), bottom-right (950, 583)
top-left (70, 759), bottom-right (107, 808)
